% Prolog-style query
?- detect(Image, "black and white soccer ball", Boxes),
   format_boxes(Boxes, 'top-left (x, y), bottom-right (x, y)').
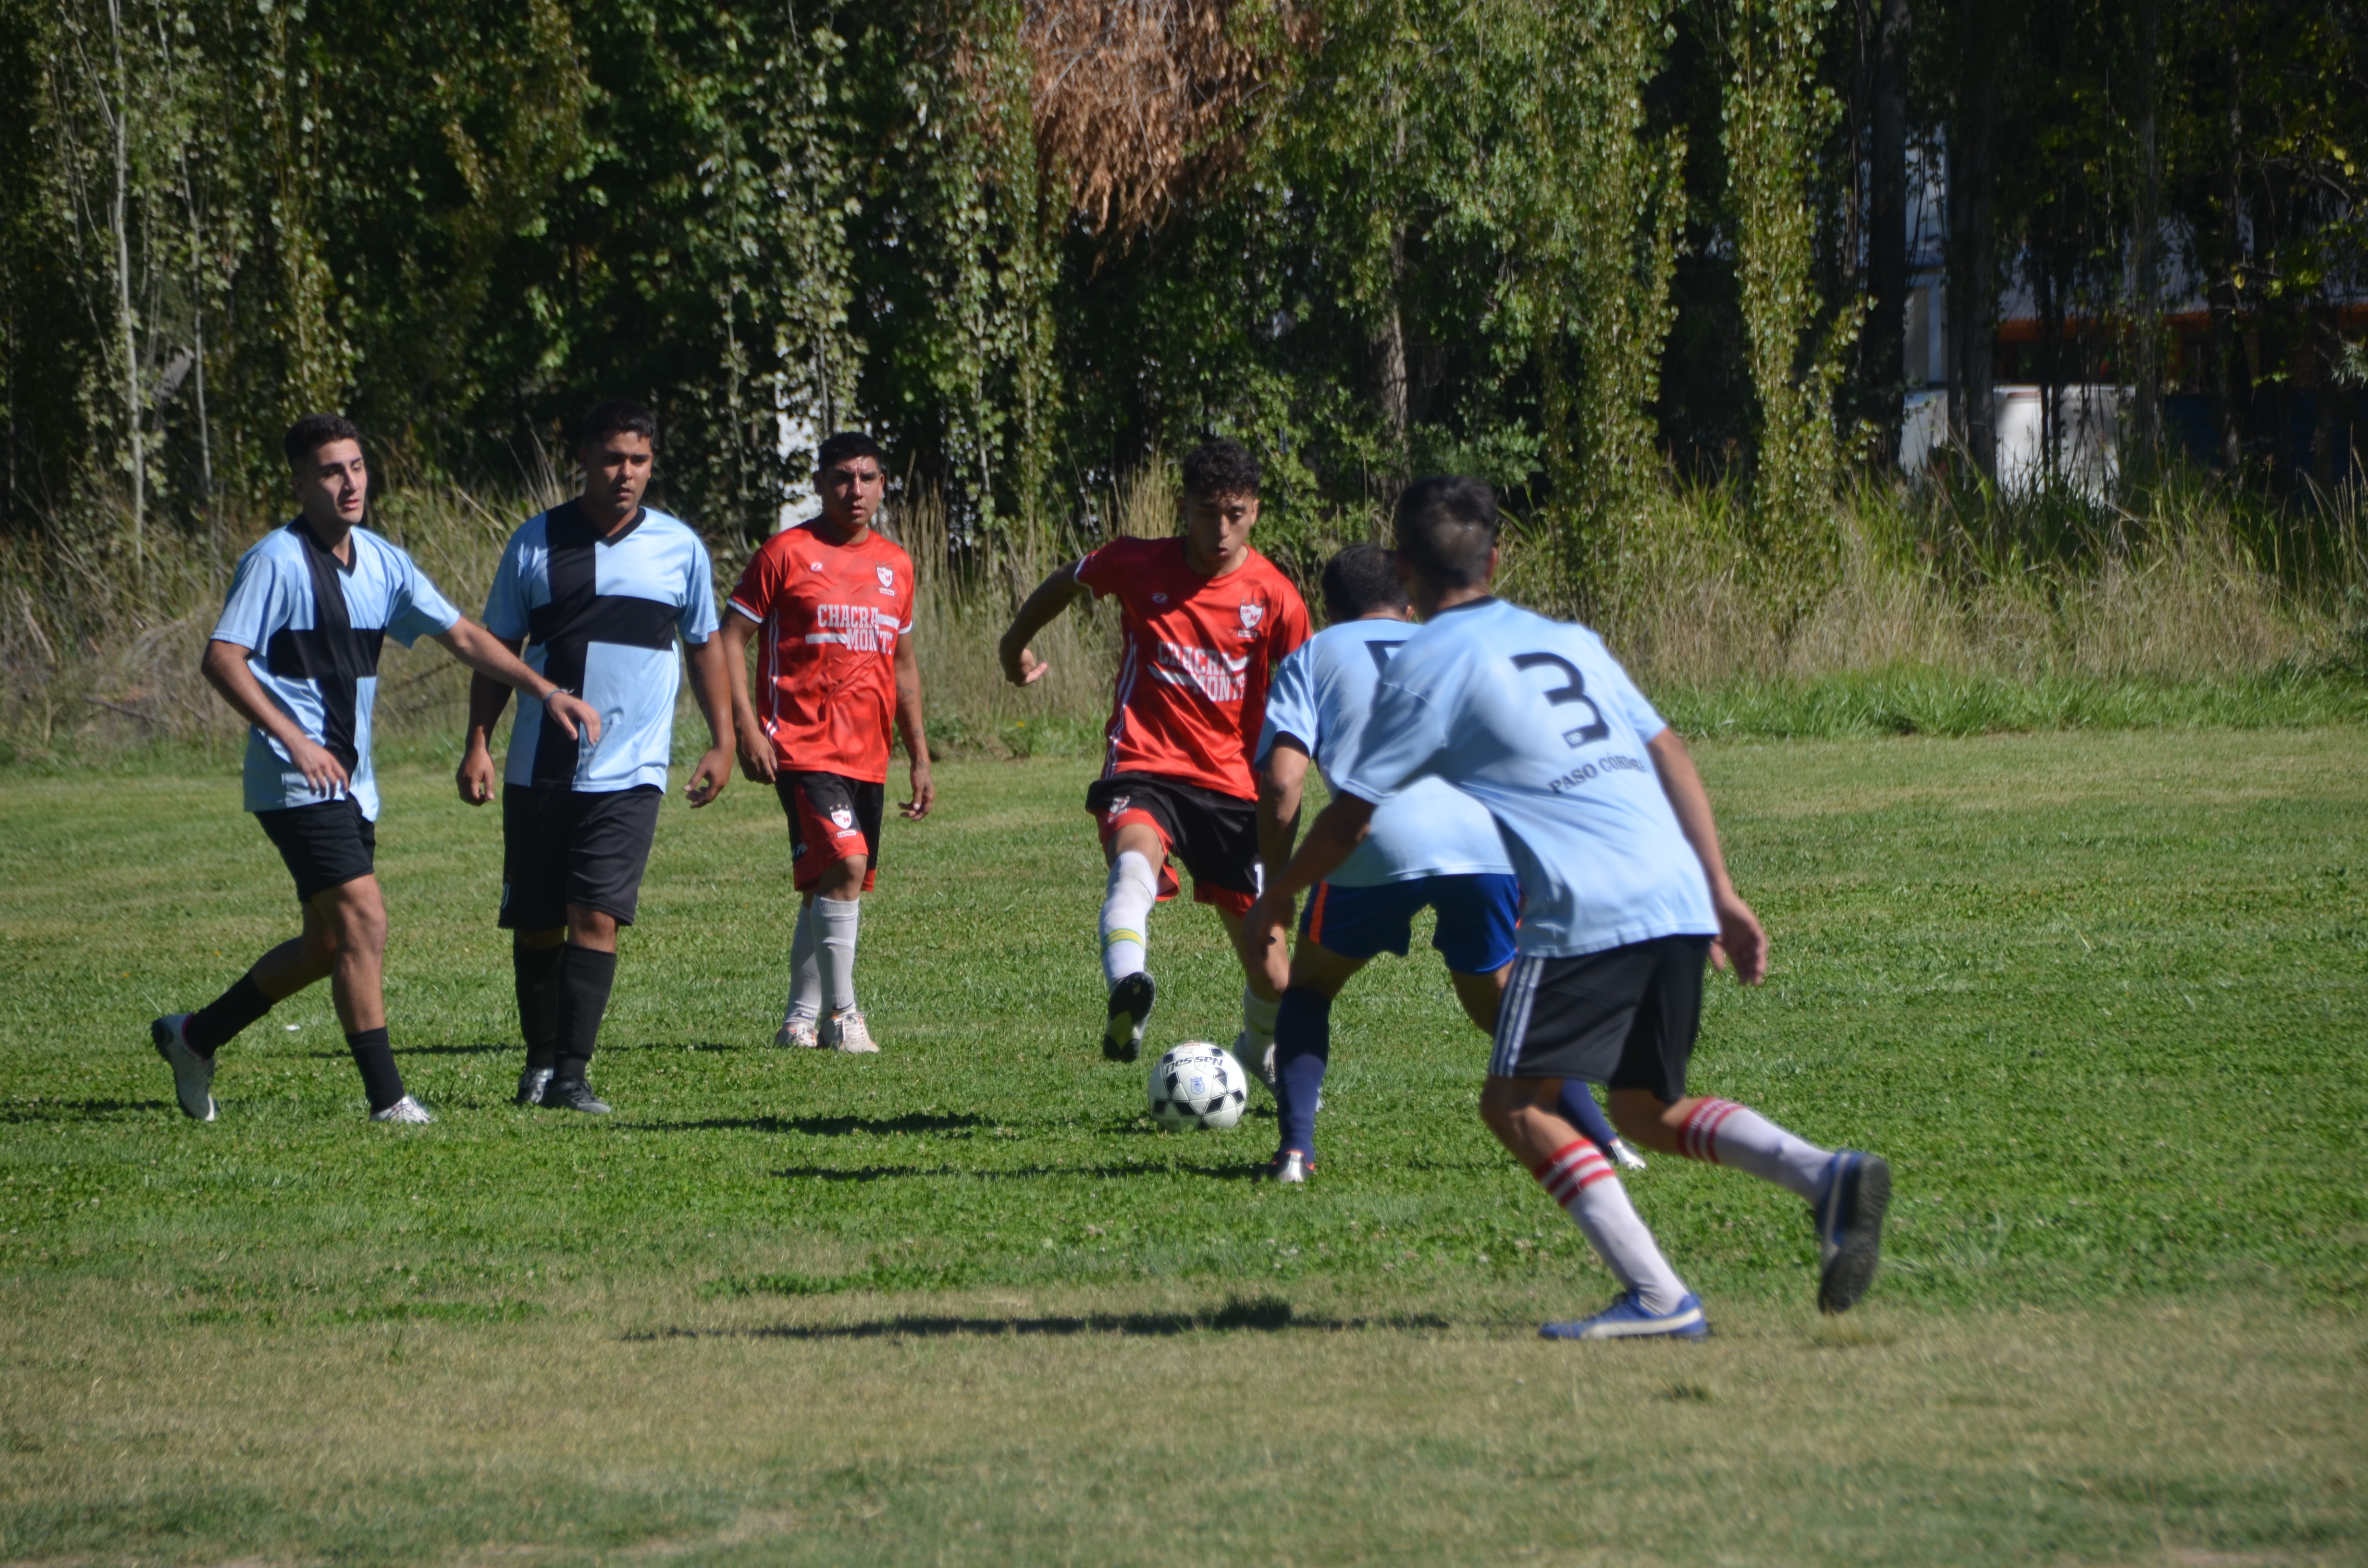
top-left (1147, 1041), bottom-right (1248, 1131)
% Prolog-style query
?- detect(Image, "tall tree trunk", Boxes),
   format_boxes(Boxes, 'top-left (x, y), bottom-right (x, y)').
top-left (1866, 0), bottom-right (1910, 469)
top-left (104, 0), bottom-right (143, 563)
top-left (2207, 42), bottom-right (2250, 476)
top-left (1946, 4), bottom-right (2000, 483)
top-left (2128, 0), bottom-right (2163, 475)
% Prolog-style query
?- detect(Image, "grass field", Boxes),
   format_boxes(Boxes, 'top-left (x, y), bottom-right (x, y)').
top-left (2, 732), bottom-right (2365, 1566)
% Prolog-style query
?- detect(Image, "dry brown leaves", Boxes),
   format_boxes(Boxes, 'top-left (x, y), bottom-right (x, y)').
top-left (967, 1), bottom-right (1312, 235)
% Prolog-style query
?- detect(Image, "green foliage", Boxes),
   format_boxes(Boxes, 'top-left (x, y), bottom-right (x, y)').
top-left (1723, 0), bottom-right (1857, 569)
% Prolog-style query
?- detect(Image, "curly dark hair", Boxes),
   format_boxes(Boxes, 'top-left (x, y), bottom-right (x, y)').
top-left (1179, 438), bottom-right (1260, 500)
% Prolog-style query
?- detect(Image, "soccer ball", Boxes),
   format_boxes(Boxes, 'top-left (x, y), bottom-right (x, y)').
top-left (1147, 1041), bottom-right (1247, 1131)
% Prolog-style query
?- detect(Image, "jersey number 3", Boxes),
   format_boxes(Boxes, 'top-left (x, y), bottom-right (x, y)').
top-left (1511, 652), bottom-right (1610, 747)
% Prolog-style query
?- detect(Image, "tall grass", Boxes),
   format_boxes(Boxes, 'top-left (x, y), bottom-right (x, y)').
top-left (3, 465), bottom-right (2364, 767)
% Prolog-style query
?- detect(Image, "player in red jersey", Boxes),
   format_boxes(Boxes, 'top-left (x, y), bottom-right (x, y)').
top-left (998, 440), bottom-right (1311, 1068)
top-left (722, 432), bottom-right (935, 1053)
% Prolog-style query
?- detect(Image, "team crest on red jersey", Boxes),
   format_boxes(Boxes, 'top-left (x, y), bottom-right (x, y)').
top-left (876, 565), bottom-right (896, 591)
top-left (1238, 601), bottom-right (1264, 629)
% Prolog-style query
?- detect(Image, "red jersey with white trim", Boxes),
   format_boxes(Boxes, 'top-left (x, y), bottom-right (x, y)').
top-left (728, 522), bottom-right (916, 783)
top-left (1074, 535), bottom-right (1311, 800)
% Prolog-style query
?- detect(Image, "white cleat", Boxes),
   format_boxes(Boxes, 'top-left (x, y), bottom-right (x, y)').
top-left (371, 1095), bottom-right (434, 1124)
top-left (824, 1010), bottom-right (879, 1054)
top-left (1611, 1139), bottom-right (1648, 1172)
top-left (149, 1014), bottom-right (216, 1122)
top-left (774, 1016), bottom-right (823, 1050)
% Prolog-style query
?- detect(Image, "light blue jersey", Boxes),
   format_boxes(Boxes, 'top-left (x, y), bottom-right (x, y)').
top-left (1334, 597), bottom-right (1714, 957)
top-left (481, 502), bottom-right (719, 793)
top-left (1255, 618), bottom-right (1515, 888)
top-left (212, 520), bottom-right (460, 821)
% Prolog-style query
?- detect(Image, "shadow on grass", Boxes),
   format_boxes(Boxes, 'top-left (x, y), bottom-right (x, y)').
top-left (629, 1298), bottom-right (1452, 1340)
top-left (306, 1040), bottom-right (740, 1059)
top-left (657, 1112), bottom-right (989, 1137)
top-left (770, 1159), bottom-right (1252, 1183)
top-left (0, 1096), bottom-right (172, 1123)
top-left (305, 1041), bottom-right (514, 1059)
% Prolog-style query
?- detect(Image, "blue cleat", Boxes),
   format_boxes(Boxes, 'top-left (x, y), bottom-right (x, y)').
top-left (1540, 1290), bottom-right (1708, 1341)
top-left (1814, 1149), bottom-right (1891, 1314)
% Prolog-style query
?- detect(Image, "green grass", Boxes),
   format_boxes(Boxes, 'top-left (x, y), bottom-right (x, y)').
top-left (2, 734), bottom-right (2365, 1565)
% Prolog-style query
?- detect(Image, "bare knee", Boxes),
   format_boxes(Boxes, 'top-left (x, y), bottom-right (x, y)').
top-left (318, 881), bottom-right (386, 960)
top-left (1480, 1077), bottom-right (1553, 1146)
top-left (813, 856), bottom-right (868, 903)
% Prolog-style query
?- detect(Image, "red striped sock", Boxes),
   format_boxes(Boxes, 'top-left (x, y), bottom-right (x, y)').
top-left (1529, 1139), bottom-right (1688, 1313)
top-left (1676, 1097), bottom-right (1831, 1201)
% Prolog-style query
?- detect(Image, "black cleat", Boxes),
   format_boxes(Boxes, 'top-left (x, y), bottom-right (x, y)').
top-left (1814, 1150), bottom-right (1891, 1314)
top-left (1103, 971), bottom-right (1156, 1063)
top-left (515, 1066), bottom-right (553, 1107)
top-left (541, 1080), bottom-right (611, 1115)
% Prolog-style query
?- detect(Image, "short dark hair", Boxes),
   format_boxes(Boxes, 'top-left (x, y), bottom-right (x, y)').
top-left (283, 413), bottom-right (362, 468)
top-left (578, 400), bottom-right (658, 448)
top-left (1392, 476), bottom-right (1500, 591)
top-left (1320, 543), bottom-right (1407, 622)
top-left (815, 431), bottom-right (884, 473)
top-left (1180, 439), bottom-right (1259, 500)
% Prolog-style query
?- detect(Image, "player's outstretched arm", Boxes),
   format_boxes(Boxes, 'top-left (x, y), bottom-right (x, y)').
top-left (719, 612), bottom-right (777, 784)
top-left (456, 638), bottom-right (522, 806)
top-left (1235, 792), bottom-right (1375, 992)
top-left (892, 632), bottom-right (934, 820)
top-left (432, 618), bottom-right (601, 747)
top-left (1645, 726), bottom-right (1766, 985)
top-left (201, 638), bottom-right (349, 797)
top-left (683, 633), bottom-right (736, 807)
top-left (996, 560), bottom-right (1088, 686)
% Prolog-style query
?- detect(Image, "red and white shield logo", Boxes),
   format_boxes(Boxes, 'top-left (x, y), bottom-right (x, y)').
top-left (1238, 602), bottom-right (1264, 630)
top-left (875, 565), bottom-right (896, 591)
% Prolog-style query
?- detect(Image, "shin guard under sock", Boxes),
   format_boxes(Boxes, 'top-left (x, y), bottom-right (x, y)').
top-left (1240, 986), bottom-right (1280, 1054)
top-left (1677, 1096), bottom-right (1832, 1200)
top-left (786, 900), bottom-right (825, 1022)
top-left (552, 944), bottom-right (618, 1086)
top-left (186, 974), bottom-right (275, 1058)
top-left (1100, 851), bottom-right (1157, 988)
top-left (1272, 988), bottom-right (1331, 1157)
top-left (1531, 1139), bottom-right (1690, 1313)
top-left (512, 942), bottom-right (564, 1072)
top-left (345, 1027), bottom-right (404, 1113)
top-left (815, 897), bottom-right (862, 1016)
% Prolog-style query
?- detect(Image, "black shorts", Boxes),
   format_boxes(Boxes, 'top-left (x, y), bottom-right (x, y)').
top-left (255, 797), bottom-right (377, 904)
top-left (1085, 772), bottom-right (1260, 916)
top-left (1487, 935), bottom-right (1712, 1102)
top-left (776, 772), bottom-right (884, 894)
top-left (499, 784), bottom-right (663, 930)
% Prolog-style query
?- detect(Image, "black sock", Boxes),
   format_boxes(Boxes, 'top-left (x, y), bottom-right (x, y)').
top-left (185, 973), bottom-right (276, 1058)
top-left (513, 941), bottom-right (565, 1072)
top-left (552, 944), bottom-right (617, 1087)
top-left (346, 1027), bottom-right (404, 1113)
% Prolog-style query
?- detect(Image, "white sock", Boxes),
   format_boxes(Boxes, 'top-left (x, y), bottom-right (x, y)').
top-left (1677, 1097), bottom-right (1833, 1201)
top-left (785, 900), bottom-right (824, 1023)
top-left (1533, 1139), bottom-right (1690, 1314)
top-left (1240, 986), bottom-right (1279, 1051)
top-left (816, 896), bottom-right (862, 1016)
top-left (1101, 851), bottom-right (1157, 989)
